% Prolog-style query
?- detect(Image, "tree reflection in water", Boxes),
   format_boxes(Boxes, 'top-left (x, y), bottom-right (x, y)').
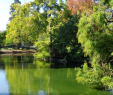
top-left (2, 54), bottom-right (51, 95)
top-left (0, 54), bottom-right (112, 95)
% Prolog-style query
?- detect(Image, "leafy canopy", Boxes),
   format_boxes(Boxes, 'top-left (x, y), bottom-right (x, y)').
top-left (76, 6), bottom-right (113, 89)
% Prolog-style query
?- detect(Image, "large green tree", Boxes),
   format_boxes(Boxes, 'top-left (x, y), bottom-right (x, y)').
top-left (7, 3), bottom-right (29, 46)
top-left (6, 1), bottom-right (47, 47)
top-left (76, 5), bottom-right (113, 90)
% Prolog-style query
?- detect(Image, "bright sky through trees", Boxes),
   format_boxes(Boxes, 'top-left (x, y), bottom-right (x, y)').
top-left (0, 0), bottom-right (34, 31)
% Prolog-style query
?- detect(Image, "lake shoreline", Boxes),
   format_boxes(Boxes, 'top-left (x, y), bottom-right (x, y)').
top-left (0, 50), bottom-right (36, 54)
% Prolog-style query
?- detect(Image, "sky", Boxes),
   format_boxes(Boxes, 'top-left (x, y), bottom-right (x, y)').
top-left (0, 0), bottom-right (34, 31)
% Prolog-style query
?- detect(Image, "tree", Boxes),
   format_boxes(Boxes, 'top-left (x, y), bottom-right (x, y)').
top-left (7, 1), bottom-right (49, 48)
top-left (6, 3), bottom-right (36, 47)
top-left (33, 0), bottom-right (67, 59)
top-left (76, 6), bottom-right (113, 90)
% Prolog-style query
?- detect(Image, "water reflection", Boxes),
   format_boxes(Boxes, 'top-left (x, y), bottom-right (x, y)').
top-left (33, 60), bottom-right (51, 68)
top-left (0, 54), bottom-right (112, 95)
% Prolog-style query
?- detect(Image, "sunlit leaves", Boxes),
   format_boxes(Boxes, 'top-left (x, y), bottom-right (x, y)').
top-left (77, 10), bottom-right (113, 63)
top-left (6, 2), bottom-right (43, 46)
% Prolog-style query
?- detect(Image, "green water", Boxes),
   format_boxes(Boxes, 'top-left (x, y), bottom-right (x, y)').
top-left (0, 54), bottom-right (112, 95)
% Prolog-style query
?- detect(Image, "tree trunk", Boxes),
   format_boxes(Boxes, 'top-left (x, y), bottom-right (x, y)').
top-left (49, 5), bottom-right (52, 56)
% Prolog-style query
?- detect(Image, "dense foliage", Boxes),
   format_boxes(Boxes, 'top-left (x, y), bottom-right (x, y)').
top-left (76, 4), bottom-right (113, 89)
top-left (0, 30), bottom-right (6, 46)
top-left (6, 3), bottom-right (40, 47)
top-left (51, 12), bottom-right (85, 62)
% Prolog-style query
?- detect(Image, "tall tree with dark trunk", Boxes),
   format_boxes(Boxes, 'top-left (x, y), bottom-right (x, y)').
top-left (33, 0), bottom-right (66, 58)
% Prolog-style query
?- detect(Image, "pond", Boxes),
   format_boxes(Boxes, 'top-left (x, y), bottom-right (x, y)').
top-left (0, 54), bottom-right (112, 95)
